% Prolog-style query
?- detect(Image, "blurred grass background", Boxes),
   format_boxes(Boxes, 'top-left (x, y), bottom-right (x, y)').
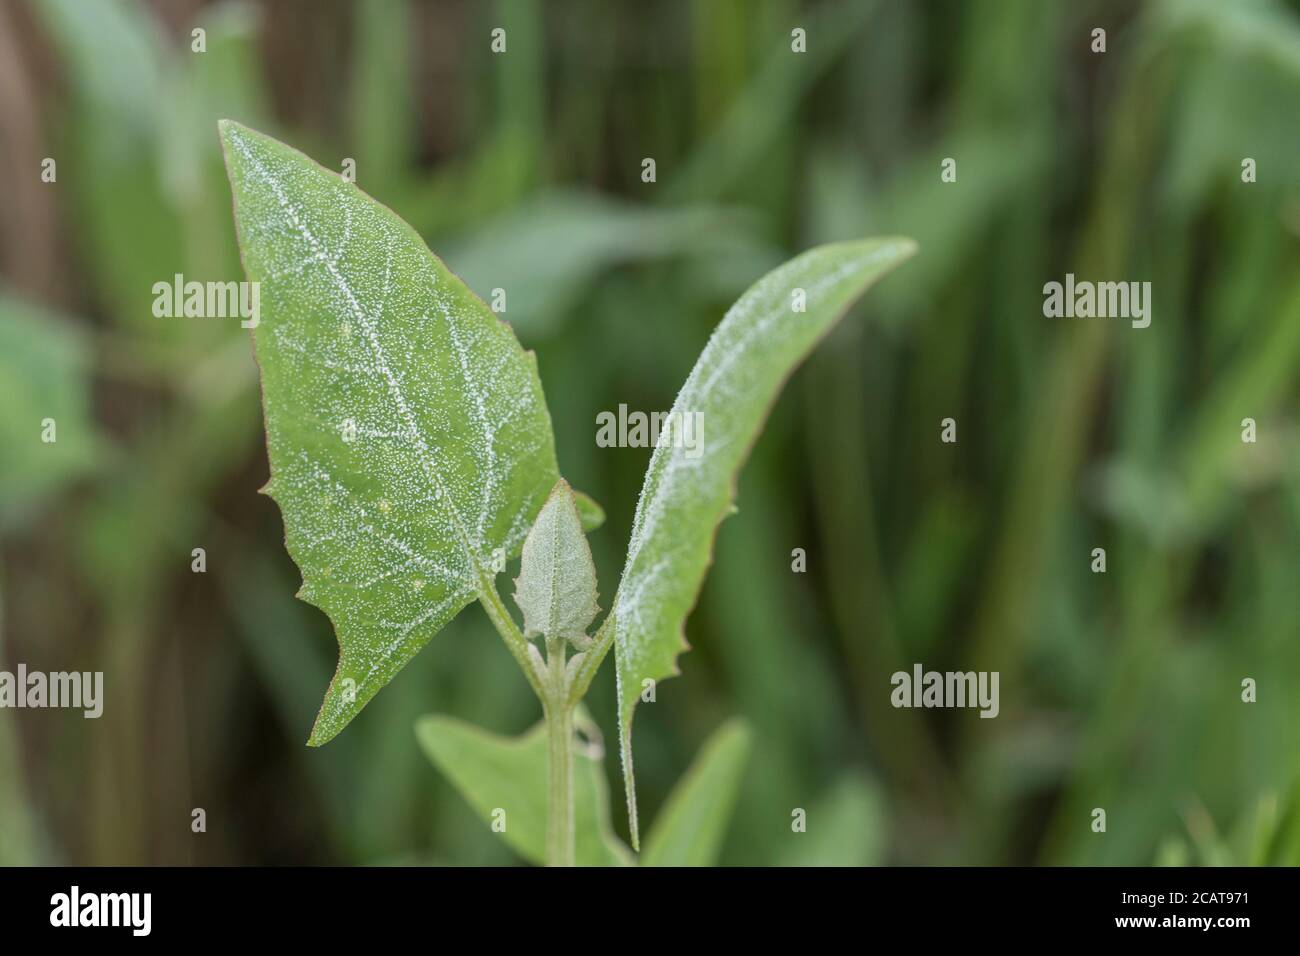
top-left (1, 0), bottom-right (1298, 866)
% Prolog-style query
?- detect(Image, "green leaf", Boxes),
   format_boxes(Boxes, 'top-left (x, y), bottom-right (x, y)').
top-left (641, 719), bottom-right (751, 867)
top-left (415, 712), bottom-right (632, 867)
top-left (444, 191), bottom-right (751, 336)
top-left (602, 237), bottom-right (917, 846)
top-left (513, 480), bottom-right (599, 645)
top-left (573, 487), bottom-right (606, 532)
top-left (346, 0), bottom-right (414, 198)
top-left (220, 121), bottom-right (561, 744)
top-left (778, 773), bottom-right (887, 867)
top-left (0, 294), bottom-right (98, 527)
top-left (34, 0), bottom-right (190, 348)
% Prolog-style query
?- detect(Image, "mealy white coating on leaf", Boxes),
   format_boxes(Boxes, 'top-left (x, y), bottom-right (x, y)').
top-left (513, 480), bottom-right (600, 644)
top-left (608, 237), bottom-right (917, 846)
top-left (220, 121), bottom-right (560, 744)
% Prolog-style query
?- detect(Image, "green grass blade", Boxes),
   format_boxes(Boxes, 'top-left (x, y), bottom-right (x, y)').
top-left (0, 294), bottom-right (98, 526)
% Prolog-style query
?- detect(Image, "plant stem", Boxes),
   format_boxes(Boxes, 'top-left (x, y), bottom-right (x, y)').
top-left (479, 573), bottom-right (576, 866)
top-left (543, 636), bottom-right (574, 867)
top-left (544, 699), bottom-right (574, 867)
top-left (477, 574), bottom-right (546, 700)
top-left (568, 613), bottom-right (613, 707)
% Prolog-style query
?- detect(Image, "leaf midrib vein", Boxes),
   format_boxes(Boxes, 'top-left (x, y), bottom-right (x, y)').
top-left (235, 138), bottom-right (490, 591)
top-left (617, 250), bottom-right (885, 621)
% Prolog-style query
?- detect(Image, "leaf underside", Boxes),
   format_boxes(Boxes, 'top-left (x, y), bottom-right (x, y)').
top-left (608, 237), bottom-right (917, 846)
top-left (221, 120), bottom-right (561, 745)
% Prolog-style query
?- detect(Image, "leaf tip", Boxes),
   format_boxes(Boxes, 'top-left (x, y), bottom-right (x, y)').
top-left (895, 236), bottom-right (919, 258)
top-left (217, 117), bottom-right (254, 140)
top-left (217, 118), bottom-right (247, 153)
top-left (307, 703), bottom-right (344, 748)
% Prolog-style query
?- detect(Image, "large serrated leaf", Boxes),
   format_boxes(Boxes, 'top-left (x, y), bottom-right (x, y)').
top-left (220, 120), bottom-right (561, 745)
top-left (606, 238), bottom-right (916, 845)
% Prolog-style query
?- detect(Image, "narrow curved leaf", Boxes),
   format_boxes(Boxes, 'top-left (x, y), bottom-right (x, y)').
top-left (415, 712), bottom-right (632, 867)
top-left (220, 120), bottom-right (560, 744)
top-left (608, 238), bottom-right (917, 845)
top-left (641, 719), bottom-right (751, 867)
